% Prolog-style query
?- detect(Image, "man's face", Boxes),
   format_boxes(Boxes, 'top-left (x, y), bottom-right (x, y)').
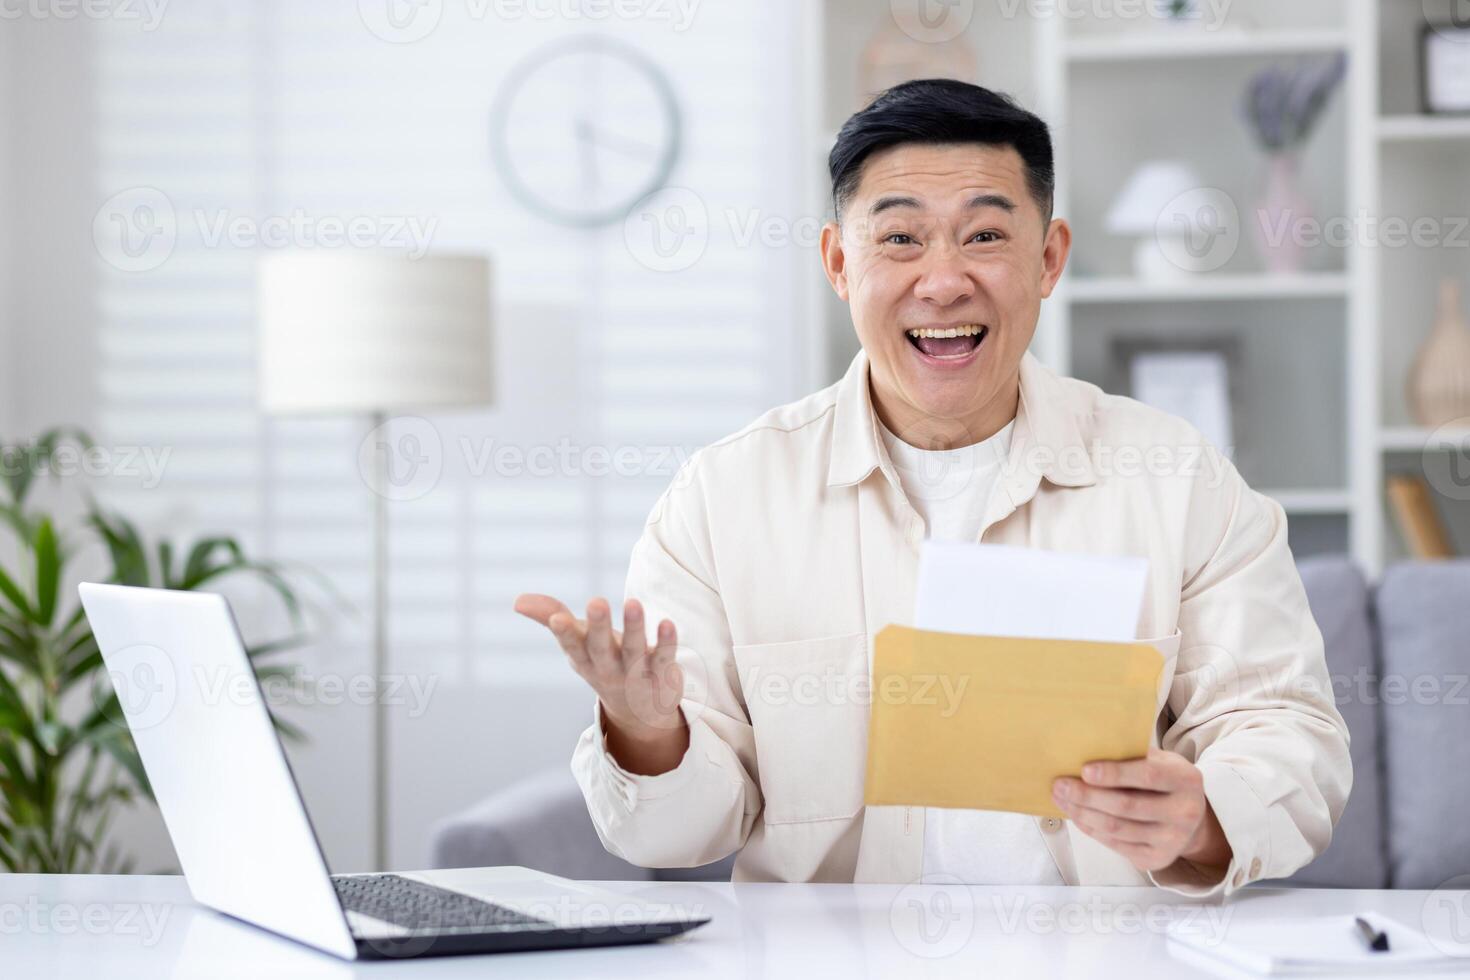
top-left (820, 142), bottom-right (1070, 437)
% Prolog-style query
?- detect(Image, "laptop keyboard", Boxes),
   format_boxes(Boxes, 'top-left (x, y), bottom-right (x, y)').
top-left (333, 874), bottom-right (552, 933)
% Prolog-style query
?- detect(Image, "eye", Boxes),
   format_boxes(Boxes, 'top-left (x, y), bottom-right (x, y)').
top-left (971, 230), bottom-right (1003, 244)
top-left (883, 233), bottom-right (916, 246)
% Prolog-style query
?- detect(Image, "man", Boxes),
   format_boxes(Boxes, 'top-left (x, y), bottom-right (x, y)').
top-left (516, 79), bottom-right (1350, 895)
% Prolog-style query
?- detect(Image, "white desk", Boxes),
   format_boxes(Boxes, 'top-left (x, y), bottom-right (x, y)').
top-left (4, 873), bottom-right (1468, 978)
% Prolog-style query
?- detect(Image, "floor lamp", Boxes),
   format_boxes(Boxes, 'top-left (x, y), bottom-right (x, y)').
top-left (257, 252), bottom-right (494, 870)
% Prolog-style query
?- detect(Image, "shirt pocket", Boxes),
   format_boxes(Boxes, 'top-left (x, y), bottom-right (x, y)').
top-left (731, 631), bottom-right (869, 825)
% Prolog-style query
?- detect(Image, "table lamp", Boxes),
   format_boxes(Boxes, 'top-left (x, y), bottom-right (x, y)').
top-left (1105, 160), bottom-right (1210, 281)
top-left (258, 251), bottom-right (494, 870)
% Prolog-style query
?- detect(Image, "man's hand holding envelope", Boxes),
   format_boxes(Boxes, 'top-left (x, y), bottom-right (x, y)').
top-left (1051, 747), bottom-right (1229, 874)
top-left (863, 542), bottom-right (1232, 875)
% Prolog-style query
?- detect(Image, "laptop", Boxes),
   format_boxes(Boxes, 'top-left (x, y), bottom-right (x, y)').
top-left (77, 582), bottom-right (710, 960)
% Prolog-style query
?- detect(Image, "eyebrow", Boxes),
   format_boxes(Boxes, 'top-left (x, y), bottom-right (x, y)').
top-left (868, 193), bottom-right (1018, 217)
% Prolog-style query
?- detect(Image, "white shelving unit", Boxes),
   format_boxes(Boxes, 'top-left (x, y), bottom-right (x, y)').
top-left (1260, 489), bottom-right (1355, 515)
top-left (806, 0), bottom-right (1466, 571)
top-left (1036, 4), bottom-right (1372, 563)
top-left (1062, 28), bottom-right (1350, 64)
top-left (1380, 426), bottom-right (1470, 453)
top-left (1378, 115), bottom-right (1470, 142)
top-left (1068, 273), bottom-right (1350, 304)
top-left (1370, 0), bottom-right (1470, 567)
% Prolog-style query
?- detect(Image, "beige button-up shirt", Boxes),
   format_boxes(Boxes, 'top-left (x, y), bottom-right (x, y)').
top-left (571, 349), bottom-right (1351, 896)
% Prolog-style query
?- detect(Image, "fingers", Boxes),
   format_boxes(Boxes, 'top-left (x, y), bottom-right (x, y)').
top-left (1079, 748), bottom-right (1187, 792)
top-left (517, 592), bottom-right (592, 673)
top-left (1053, 778), bottom-right (1158, 838)
top-left (1053, 779), bottom-right (1169, 824)
top-left (1058, 800), bottom-right (1157, 846)
top-left (1054, 750), bottom-right (1212, 873)
top-left (545, 611), bottom-right (591, 672)
top-left (646, 619), bottom-right (685, 725)
top-left (620, 599), bottom-right (648, 665)
top-left (650, 618), bottom-right (679, 673)
top-left (653, 617), bottom-right (677, 657)
top-left (1065, 811), bottom-right (1164, 868)
top-left (513, 593), bottom-right (573, 627)
top-left (584, 597), bottom-right (618, 670)
top-left (516, 593), bottom-right (674, 691)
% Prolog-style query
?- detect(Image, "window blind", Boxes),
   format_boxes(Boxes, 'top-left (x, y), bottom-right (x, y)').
top-left (93, 0), bottom-right (808, 866)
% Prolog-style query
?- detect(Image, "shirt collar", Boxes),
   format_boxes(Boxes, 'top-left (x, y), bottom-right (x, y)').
top-left (826, 347), bottom-right (1098, 491)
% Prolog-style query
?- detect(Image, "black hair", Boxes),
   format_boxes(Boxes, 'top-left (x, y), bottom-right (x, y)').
top-left (828, 79), bottom-right (1055, 225)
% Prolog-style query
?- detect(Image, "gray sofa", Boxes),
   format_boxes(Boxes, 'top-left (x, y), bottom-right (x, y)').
top-left (432, 558), bottom-right (1470, 889)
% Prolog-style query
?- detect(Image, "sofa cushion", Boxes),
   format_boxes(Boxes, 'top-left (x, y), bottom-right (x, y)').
top-left (431, 766), bottom-right (736, 882)
top-left (1284, 556), bottom-right (1386, 888)
top-left (431, 767), bottom-right (656, 881)
top-left (1377, 560), bottom-right (1470, 889)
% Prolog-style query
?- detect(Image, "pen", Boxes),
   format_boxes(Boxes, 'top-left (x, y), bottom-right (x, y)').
top-left (1354, 916), bottom-right (1390, 953)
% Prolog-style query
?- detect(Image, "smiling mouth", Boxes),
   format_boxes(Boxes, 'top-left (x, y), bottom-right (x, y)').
top-left (905, 324), bottom-right (989, 360)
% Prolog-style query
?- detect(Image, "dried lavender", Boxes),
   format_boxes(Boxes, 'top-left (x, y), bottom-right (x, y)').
top-left (1240, 53), bottom-right (1347, 153)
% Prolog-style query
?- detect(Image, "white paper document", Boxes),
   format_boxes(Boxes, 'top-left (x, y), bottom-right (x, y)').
top-left (1167, 912), bottom-right (1462, 976)
top-left (1130, 349), bottom-right (1234, 457)
top-left (914, 540), bottom-right (1148, 641)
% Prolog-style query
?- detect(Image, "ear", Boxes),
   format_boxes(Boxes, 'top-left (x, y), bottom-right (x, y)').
top-left (819, 221), bottom-right (849, 301)
top-left (1038, 217), bottom-right (1072, 299)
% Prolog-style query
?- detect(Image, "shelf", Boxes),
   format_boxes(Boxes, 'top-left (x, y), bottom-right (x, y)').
top-left (1064, 29), bottom-right (1349, 65)
top-left (1378, 115), bottom-right (1470, 143)
top-left (1381, 426), bottom-right (1470, 452)
top-left (1261, 489), bottom-right (1352, 515)
top-left (1067, 273), bottom-right (1349, 304)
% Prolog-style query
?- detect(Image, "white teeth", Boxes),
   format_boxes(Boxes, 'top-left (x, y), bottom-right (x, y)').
top-left (906, 324), bottom-right (985, 339)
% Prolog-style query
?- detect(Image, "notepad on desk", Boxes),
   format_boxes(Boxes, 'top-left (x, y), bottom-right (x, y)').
top-left (863, 541), bottom-right (1163, 818)
top-left (1167, 912), bottom-right (1460, 975)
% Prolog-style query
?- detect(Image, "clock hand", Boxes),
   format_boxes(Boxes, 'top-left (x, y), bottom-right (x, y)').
top-left (575, 117), bottom-right (600, 189)
top-left (579, 120), bottom-right (659, 158)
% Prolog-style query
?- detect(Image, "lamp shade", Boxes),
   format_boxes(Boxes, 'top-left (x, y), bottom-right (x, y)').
top-left (1104, 161), bottom-right (1206, 236)
top-left (258, 252), bottom-right (494, 415)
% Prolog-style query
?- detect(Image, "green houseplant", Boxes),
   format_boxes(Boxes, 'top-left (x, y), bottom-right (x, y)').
top-left (0, 429), bottom-right (324, 872)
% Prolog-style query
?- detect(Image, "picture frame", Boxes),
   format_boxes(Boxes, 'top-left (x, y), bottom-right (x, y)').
top-left (1108, 336), bottom-right (1243, 462)
top-left (1420, 23), bottom-right (1470, 115)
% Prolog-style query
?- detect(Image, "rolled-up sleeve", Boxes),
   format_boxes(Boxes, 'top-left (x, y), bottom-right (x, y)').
top-left (1149, 445), bottom-right (1352, 898)
top-left (570, 454), bottom-right (762, 869)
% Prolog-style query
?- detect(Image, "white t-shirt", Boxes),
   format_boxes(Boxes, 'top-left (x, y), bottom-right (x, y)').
top-left (876, 417), bottom-right (1066, 886)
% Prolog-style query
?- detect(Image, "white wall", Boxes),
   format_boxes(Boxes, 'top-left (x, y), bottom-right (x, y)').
top-left (0, 25), bottom-right (16, 435)
top-left (6, 5), bottom-right (812, 880)
top-left (7, 18), bottom-right (97, 440)
top-left (2, 16), bottom-right (180, 872)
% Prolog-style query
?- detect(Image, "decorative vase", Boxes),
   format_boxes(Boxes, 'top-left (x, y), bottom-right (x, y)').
top-left (1408, 277), bottom-right (1470, 428)
top-left (858, 13), bottom-right (976, 104)
top-left (1250, 152), bottom-right (1312, 275)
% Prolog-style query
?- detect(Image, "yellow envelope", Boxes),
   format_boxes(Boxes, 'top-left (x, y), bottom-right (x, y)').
top-left (863, 624), bottom-right (1165, 819)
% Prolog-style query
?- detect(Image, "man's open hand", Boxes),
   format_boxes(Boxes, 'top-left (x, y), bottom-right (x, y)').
top-left (1051, 747), bottom-right (1231, 874)
top-left (513, 594), bottom-right (688, 775)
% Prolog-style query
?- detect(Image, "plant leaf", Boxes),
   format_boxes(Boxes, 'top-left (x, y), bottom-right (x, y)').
top-left (179, 536), bottom-right (244, 589)
top-left (87, 510), bottom-right (152, 586)
top-left (157, 540), bottom-right (175, 590)
top-left (0, 565), bottom-right (32, 621)
top-left (94, 730), bottom-right (152, 800)
top-left (33, 518), bottom-right (62, 627)
top-left (245, 634), bottom-right (310, 660)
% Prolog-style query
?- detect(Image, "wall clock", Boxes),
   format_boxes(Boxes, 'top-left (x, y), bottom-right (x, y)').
top-left (491, 36), bottom-right (683, 228)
